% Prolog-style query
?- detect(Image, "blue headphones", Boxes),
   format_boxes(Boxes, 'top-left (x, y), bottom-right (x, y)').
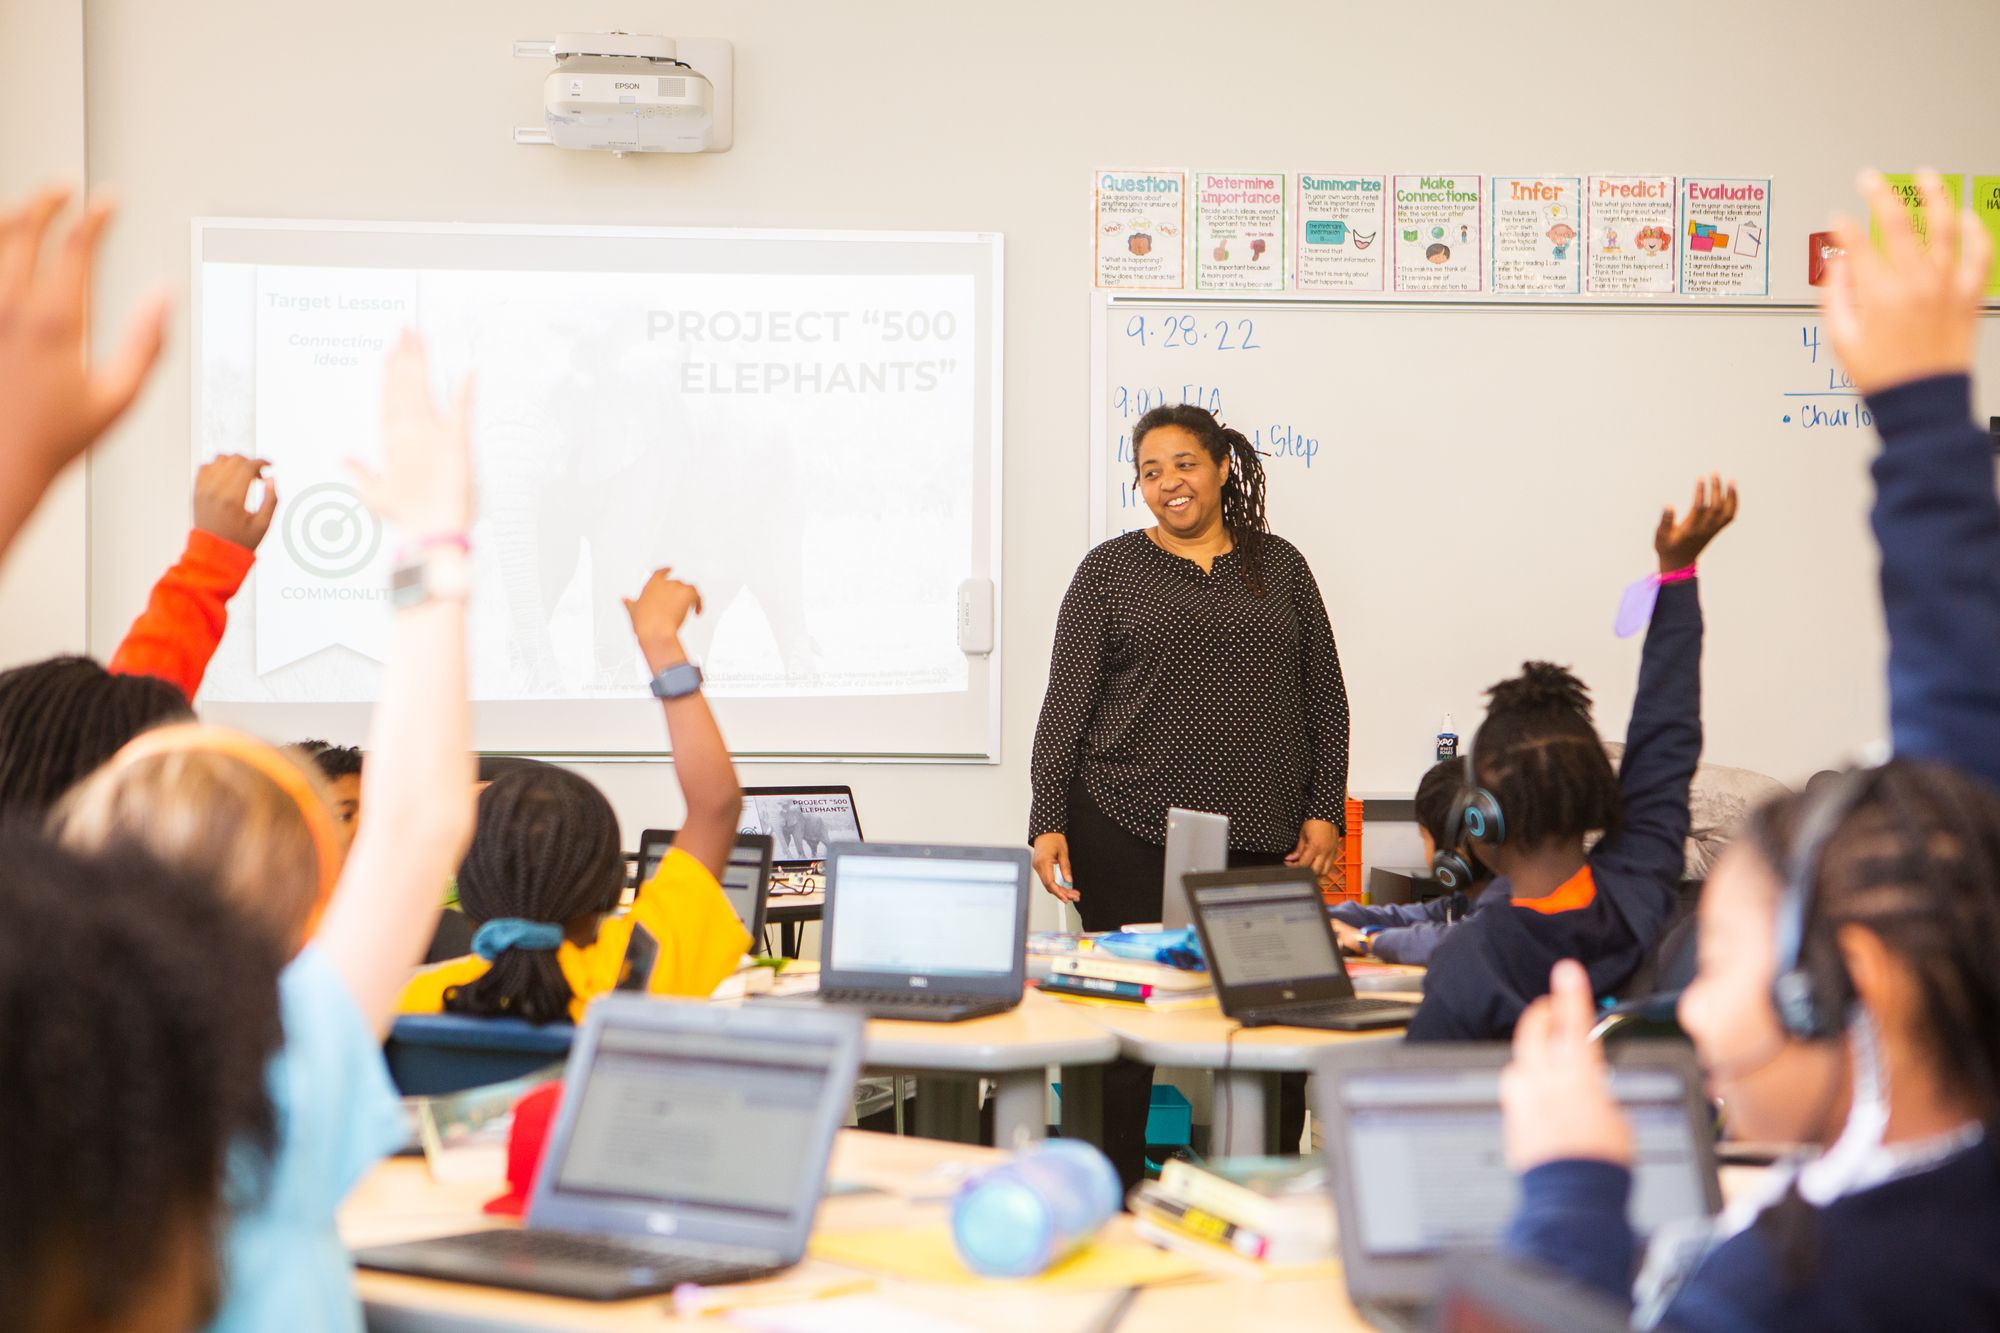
top-left (1431, 743), bottom-right (1506, 891)
top-left (1772, 768), bottom-right (1874, 1041)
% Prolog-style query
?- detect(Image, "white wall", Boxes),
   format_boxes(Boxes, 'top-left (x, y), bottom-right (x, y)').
top-left (69, 1), bottom-right (2000, 919)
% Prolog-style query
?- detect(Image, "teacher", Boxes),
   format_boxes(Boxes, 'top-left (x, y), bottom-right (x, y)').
top-left (1029, 403), bottom-right (1350, 1187)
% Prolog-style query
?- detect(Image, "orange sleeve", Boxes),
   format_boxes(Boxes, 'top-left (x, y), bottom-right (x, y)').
top-left (107, 529), bottom-right (256, 701)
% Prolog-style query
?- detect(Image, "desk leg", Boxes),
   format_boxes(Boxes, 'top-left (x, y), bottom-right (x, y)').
top-left (910, 1076), bottom-right (981, 1144)
top-left (1057, 1063), bottom-right (1104, 1151)
top-left (989, 1071), bottom-right (1047, 1149)
top-left (1214, 1070), bottom-right (1279, 1157)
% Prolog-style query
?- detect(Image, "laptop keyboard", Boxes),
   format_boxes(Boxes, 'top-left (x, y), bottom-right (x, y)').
top-left (1251, 997), bottom-right (1413, 1022)
top-left (818, 987), bottom-right (1006, 1020)
top-left (438, 1227), bottom-right (764, 1282)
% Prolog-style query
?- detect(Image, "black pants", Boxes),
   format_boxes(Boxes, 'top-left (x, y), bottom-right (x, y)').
top-left (1065, 782), bottom-right (1307, 1194)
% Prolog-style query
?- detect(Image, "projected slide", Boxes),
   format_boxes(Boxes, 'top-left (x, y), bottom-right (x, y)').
top-left (196, 240), bottom-right (979, 709)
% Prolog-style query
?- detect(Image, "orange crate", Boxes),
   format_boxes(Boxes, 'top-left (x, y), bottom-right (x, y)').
top-left (1319, 798), bottom-right (1365, 905)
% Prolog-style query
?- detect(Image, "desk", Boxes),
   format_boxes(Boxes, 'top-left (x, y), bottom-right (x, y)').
top-left (346, 1130), bottom-right (1363, 1332)
top-left (766, 890), bottom-right (823, 958)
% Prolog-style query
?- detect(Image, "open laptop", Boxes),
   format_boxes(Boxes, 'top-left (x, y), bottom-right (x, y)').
top-left (1433, 1254), bottom-right (1634, 1333)
top-left (354, 995), bottom-right (864, 1301)
top-left (813, 842), bottom-right (1030, 1022)
top-left (1160, 807), bottom-right (1230, 932)
top-left (1184, 868), bottom-right (1416, 1030)
top-left (739, 786), bottom-right (863, 867)
top-left (1312, 1040), bottom-right (1721, 1332)
top-left (638, 829), bottom-right (775, 943)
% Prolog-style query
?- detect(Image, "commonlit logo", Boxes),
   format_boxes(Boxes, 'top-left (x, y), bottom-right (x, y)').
top-left (282, 482), bottom-right (381, 579)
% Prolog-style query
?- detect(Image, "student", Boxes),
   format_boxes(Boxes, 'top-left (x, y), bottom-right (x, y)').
top-left (1331, 757), bottom-right (1503, 965)
top-left (0, 830), bottom-right (284, 1333)
top-left (57, 332), bottom-right (476, 1332)
top-left (401, 569), bottom-right (750, 1023)
top-left (1499, 169), bottom-right (2000, 1330)
top-left (1405, 481), bottom-right (1736, 1042)
top-left (296, 740), bottom-right (364, 846)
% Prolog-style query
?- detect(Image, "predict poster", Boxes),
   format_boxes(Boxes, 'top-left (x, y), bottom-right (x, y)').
top-left (1976, 177), bottom-right (2000, 298)
top-left (1491, 176), bottom-right (1582, 295)
top-left (1874, 173), bottom-right (1964, 249)
top-left (1195, 172), bottom-right (1286, 292)
top-left (1586, 175), bottom-right (1677, 295)
top-left (1095, 169), bottom-right (1186, 290)
top-left (1392, 174), bottom-right (1482, 293)
top-left (1679, 178), bottom-right (1771, 298)
top-left (1295, 174), bottom-right (1387, 292)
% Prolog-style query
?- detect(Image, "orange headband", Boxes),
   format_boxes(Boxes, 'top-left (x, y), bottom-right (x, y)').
top-left (109, 723), bottom-right (344, 945)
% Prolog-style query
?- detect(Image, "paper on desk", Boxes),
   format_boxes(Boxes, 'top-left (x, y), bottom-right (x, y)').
top-left (727, 1295), bottom-right (979, 1333)
top-left (809, 1225), bottom-right (1201, 1290)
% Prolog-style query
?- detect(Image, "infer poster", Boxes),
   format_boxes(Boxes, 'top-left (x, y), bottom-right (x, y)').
top-left (1295, 174), bottom-right (1387, 293)
top-left (1095, 169), bottom-right (1186, 290)
top-left (1586, 175), bottom-right (1677, 295)
top-left (1392, 174), bottom-right (1482, 293)
top-left (1875, 173), bottom-right (1964, 249)
top-left (1490, 176), bottom-right (1582, 295)
top-left (1976, 177), bottom-right (2000, 298)
top-left (1195, 172), bottom-right (1286, 292)
top-left (1679, 178), bottom-right (1771, 298)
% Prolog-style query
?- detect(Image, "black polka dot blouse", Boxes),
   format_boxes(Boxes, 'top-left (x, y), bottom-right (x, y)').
top-left (1029, 530), bottom-right (1351, 852)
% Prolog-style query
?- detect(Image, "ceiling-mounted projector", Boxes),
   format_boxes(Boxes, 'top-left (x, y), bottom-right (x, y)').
top-left (516, 33), bottom-right (734, 155)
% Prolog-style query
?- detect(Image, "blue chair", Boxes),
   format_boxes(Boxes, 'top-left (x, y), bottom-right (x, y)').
top-left (384, 1013), bottom-right (575, 1096)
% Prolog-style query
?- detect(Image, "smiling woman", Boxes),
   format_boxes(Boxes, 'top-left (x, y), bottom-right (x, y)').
top-left (1028, 401), bottom-right (1351, 1188)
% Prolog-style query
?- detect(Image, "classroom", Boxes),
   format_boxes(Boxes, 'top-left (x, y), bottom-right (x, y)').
top-left (3, 1), bottom-right (1998, 1329)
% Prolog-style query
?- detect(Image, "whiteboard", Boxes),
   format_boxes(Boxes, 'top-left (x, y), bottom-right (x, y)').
top-left (191, 220), bottom-right (1003, 761)
top-left (1093, 296), bottom-right (2000, 793)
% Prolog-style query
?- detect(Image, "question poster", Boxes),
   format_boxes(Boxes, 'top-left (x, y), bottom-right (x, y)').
top-left (1586, 175), bottom-right (1677, 295)
top-left (1392, 174), bottom-right (1483, 293)
top-left (1977, 177), bottom-right (2000, 297)
top-left (1679, 178), bottom-right (1771, 297)
top-left (1095, 169), bottom-right (1186, 290)
top-left (1490, 176), bottom-right (1582, 295)
top-left (1295, 174), bottom-right (1387, 292)
top-left (1194, 172), bottom-right (1286, 292)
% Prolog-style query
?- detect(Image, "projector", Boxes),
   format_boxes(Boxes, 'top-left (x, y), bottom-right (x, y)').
top-left (538, 33), bottom-right (732, 154)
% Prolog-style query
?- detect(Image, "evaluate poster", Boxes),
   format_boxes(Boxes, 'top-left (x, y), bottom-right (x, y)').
top-left (1491, 176), bottom-right (1582, 295)
top-left (1679, 178), bottom-right (1771, 297)
top-left (1095, 169), bottom-right (1186, 290)
top-left (1195, 172), bottom-right (1286, 292)
top-left (1295, 173), bottom-right (1387, 293)
top-left (1392, 174), bottom-right (1482, 294)
top-left (1586, 174), bottom-right (1677, 295)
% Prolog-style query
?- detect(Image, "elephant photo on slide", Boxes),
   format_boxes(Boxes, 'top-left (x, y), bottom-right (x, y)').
top-left (772, 801), bottom-right (833, 862)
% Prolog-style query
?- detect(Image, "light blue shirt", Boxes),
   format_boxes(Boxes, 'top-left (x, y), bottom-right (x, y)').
top-left (207, 946), bottom-right (405, 1333)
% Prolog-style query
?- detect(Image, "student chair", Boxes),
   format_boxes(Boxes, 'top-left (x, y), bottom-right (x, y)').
top-left (384, 1013), bottom-right (576, 1097)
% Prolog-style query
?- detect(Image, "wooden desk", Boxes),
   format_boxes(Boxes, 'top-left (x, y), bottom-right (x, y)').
top-left (345, 1130), bottom-right (1366, 1332)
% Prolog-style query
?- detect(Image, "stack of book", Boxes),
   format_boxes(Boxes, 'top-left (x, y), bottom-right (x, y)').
top-left (1131, 1155), bottom-right (1337, 1272)
top-left (1036, 951), bottom-right (1214, 1011)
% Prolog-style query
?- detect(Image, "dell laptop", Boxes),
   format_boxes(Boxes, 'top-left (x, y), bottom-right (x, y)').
top-left (738, 786), bottom-right (863, 868)
top-left (1312, 1040), bottom-right (1721, 1332)
top-left (638, 828), bottom-right (775, 944)
top-left (1185, 867), bottom-right (1417, 1031)
top-left (354, 995), bottom-right (864, 1301)
top-left (812, 842), bottom-right (1031, 1022)
top-left (1160, 807), bottom-right (1230, 932)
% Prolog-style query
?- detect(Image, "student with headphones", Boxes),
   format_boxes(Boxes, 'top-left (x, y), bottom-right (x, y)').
top-left (1331, 757), bottom-right (1503, 964)
top-left (1497, 172), bottom-right (2000, 1330)
top-left (1402, 479), bottom-right (1737, 1041)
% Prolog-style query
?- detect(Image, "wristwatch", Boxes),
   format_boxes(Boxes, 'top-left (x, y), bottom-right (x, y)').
top-left (390, 548), bottom-right (472, 609)
top-left (648, 661), bottom-right (705, 700)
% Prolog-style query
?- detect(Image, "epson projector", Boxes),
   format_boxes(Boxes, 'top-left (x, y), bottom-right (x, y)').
top-left (527, 33), bottom-right (734, 155)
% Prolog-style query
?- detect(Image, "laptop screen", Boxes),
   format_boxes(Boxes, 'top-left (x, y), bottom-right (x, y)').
top-left (1194, 881), bottom-right (1345, 987)
top-left (1338, 1064), bottom-right (1711, 1259)
top-left (550, 1025), bottom-right (839, 1220)
top-left (826, 852), bottom-right (1019, 978)
top-left (739, 789), bottom-right (862, 864)
top-left (640, 833), bottom-right (770, 936)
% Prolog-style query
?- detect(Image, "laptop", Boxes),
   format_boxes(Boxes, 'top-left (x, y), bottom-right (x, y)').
top-left (1312, 1040), bottom-right (1721, 1332)
top-left (1160, 807), bottom-right (1230, 932)
top-left (1184, 868), bottom-right (1417, 1031)
top-left (613, 923), bottom-right (659, 992)
top-left (354, 995), bottom-right (864, 1301)
top-left (813, 842), bottom-right (1030, 1022)
top-left (739, 786), bottom-right (863, 868)
top-left (1433, 1254), bottom-right (1635, 1332)
top-left (638, 829), bottom-right (775, 943)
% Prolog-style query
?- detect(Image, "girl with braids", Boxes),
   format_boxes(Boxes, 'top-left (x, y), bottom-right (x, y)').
top-left (1029, 403), bottom-right (1349, 1189)
top-left (1404, 475), bottom-right (1738, 1042)
top-left (401, 567), bottom-right (750, 1024)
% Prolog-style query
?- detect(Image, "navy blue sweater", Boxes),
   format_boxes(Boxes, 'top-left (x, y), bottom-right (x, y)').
top-left (1405, 579), bottom-right (1701, 1041)
top-left (1330, 881), bottom-right (1505, 965)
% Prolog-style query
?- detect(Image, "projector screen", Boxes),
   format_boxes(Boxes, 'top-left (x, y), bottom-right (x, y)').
top-left (190, 220), bottom-right (1002, 760)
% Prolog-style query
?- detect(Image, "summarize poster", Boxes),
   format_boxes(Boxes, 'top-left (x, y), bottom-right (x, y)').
top-left (1976, 177), bottom-right (2000, 297)
top-left (1875, 173), bottom-right (1964, 248)
top-left (1491, 176), bottom-right (1581, 294)
top-left (1095, 169), bottom-right (1186, 290)
top-left (1679, 178), bottom-right (1771, 297)
top-left (1586, 175), bottom-right (1677, 295)
top-left (1295, 174), bottom-right (1387, 292)
top-left (1195, 172), bottom-right (1286, 292)
top-left (1392, 174), bottom-right (1482, 293)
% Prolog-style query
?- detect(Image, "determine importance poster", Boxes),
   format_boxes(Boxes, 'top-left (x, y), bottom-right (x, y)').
top-left (1095, 169), bottom-right (1186, 290)
top-left (1295, 174), bottom-right (1387, 292)
top-left (1393, 174), bottom-right (1483, 293)
top-left (1195, 172), bottom-right (1286, 292)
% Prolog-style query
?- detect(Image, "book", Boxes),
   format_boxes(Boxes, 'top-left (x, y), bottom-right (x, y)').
top-left (1037, 976), bottom-right (1217, 1011)
top-left (1048, 954), bottom-right (1212, 991)
top-left (1156, 1155), bottom-right (1331, 1238)
top-left (1130, 1212), bottom-right (1337, 1277)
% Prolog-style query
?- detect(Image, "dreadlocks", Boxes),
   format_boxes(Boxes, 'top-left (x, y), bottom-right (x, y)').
top-left (1473, 661), bottom-right (1622, 848)
top-left (1131, 403), bottom-right (1272, 596)
top-left (0, 655), bottom-right (192, 820)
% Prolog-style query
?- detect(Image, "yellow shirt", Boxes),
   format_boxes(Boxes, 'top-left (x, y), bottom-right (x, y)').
top-left (398, 846), bottom-right (752, 1024)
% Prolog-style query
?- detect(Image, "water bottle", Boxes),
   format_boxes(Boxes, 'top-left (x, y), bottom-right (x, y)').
top-left (950, 1139), bottom-right (1121, 1277)
top-left (1435, 714), bottom-right (1458, 762)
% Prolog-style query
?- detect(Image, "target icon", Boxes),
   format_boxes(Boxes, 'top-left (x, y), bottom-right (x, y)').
top-left (282, 482), bottom-right (382, 579)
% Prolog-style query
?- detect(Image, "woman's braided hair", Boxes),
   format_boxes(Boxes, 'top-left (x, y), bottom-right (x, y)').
top-left (1131, 404), bottom-right (1272, 596)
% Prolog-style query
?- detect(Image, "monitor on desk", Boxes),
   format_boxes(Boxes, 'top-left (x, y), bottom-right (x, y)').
top-left (740, 787), bottom-right (864, 868)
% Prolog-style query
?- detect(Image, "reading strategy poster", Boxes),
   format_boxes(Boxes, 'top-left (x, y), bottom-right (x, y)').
top-left (1976, 177), bottom-right (2000, 297)
top-left (1392, 174), bottom-right (1482, 294)
top-left (1095, 169), bottom-right (1185, 290)
top-left (1586, 175), bottom-right (1677, 295)
top-left (1295, 174), bottom-right (1387, 293)
top-left (1195, 172), bottom-right (1286, 292)
top-left (1491, 176), bottom-right (1582, 295)
top-left (1679, 178), bottom-right (1771, 298)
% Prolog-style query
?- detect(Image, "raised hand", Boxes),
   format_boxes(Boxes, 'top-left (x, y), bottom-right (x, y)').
top-left (1654, 473), bottom-right (1738, 573)
top-left (1501, 959), bottom-right (1634, 1171)
top-left (348, 331), bottom-right (474, 537)
top-left (623, 568), bottom-right (704, 667)
top-left (192, 454), bottom-right (278, 550)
